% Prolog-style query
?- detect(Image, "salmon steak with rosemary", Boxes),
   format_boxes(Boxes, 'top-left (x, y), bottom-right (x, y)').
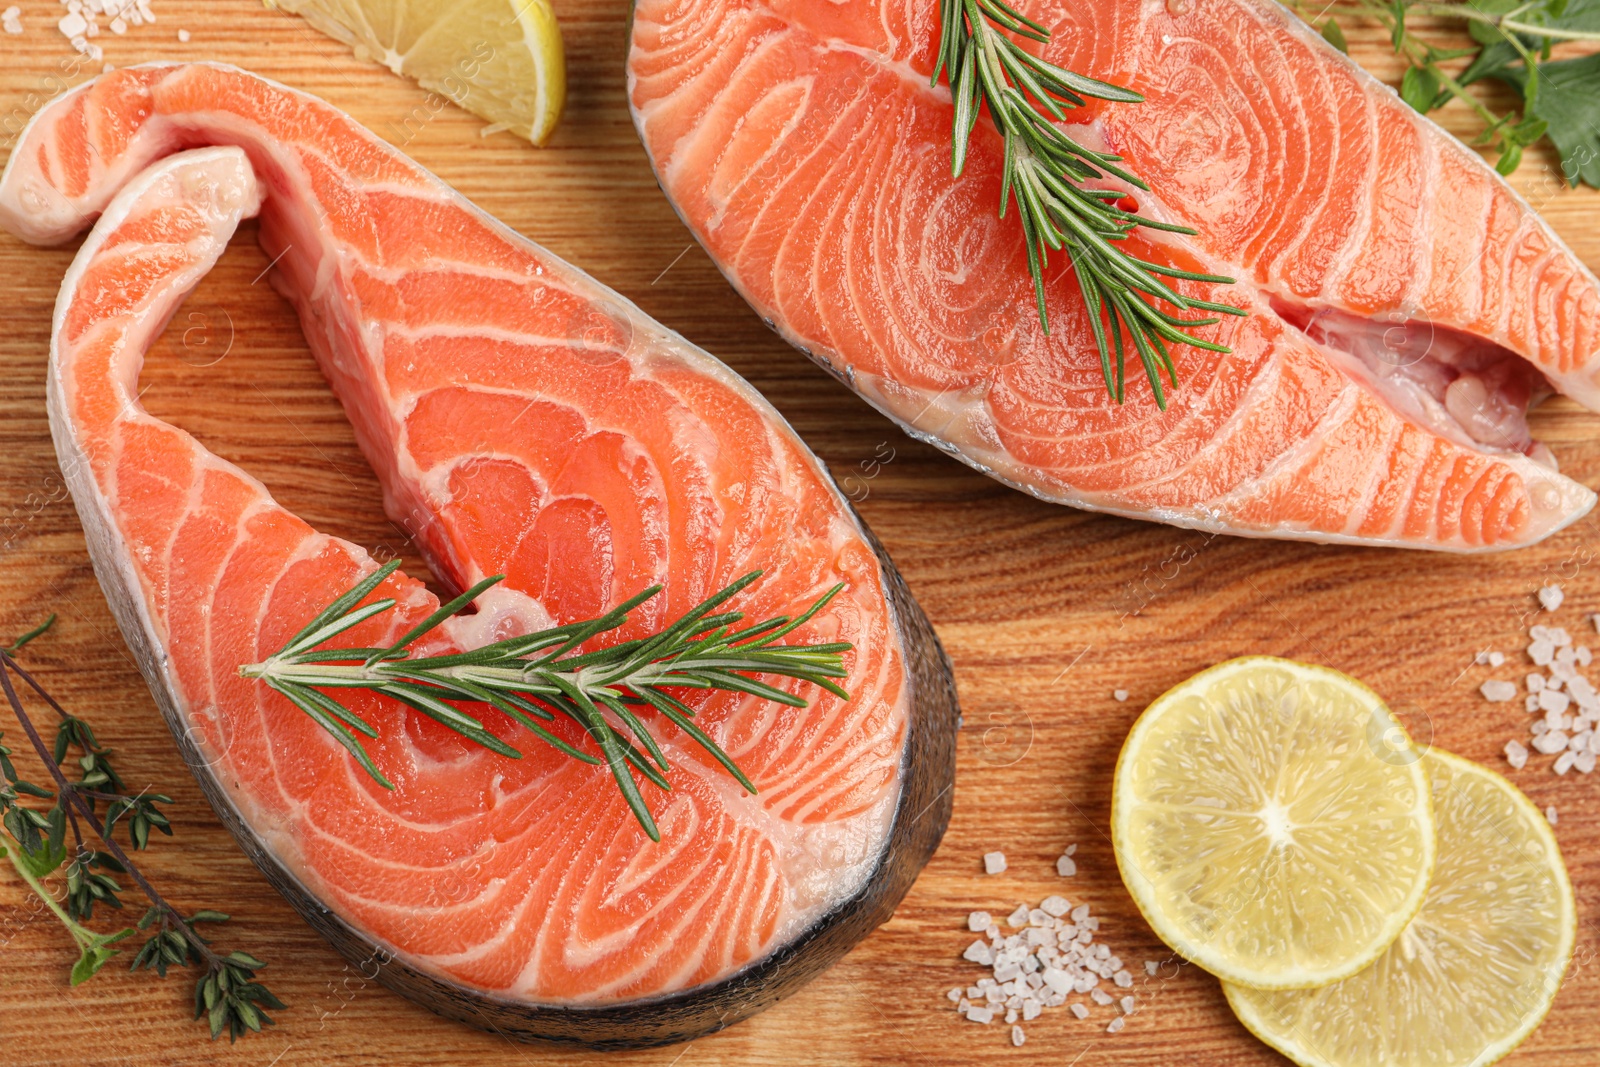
top-left (0, 64), bottom-right (957, 1047)
top-left (628, 0), bottom-right (1600, 551)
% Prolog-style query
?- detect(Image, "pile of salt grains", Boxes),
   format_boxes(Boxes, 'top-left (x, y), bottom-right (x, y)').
top-left (3, 2), bottom-right (171, 61)
top-left (949, 848), bottom-right (1146, 1047)
top-left (1479, 585), bottom-right (1600, 802)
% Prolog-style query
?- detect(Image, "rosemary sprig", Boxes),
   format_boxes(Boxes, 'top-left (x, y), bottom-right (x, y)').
top-left (933, 0), bottom-right (1247, 407)
top-left (241, 564), bottom-right (852, 842)
top-left (0, 623), bottom-right (282, 1040)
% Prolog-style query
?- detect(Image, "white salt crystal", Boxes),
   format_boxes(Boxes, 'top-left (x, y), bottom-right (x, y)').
top-left (1113, 689), bottom-right (1129, 702)
top-left (1534, 731), bottom-right (1569, 754)
top-left (1580, 647), bottom-right (1593, 667)
top-left (984, 851), bottom-right (1007, 875)
top-left (1577, 750), bottom-right (1596, 774)
top-left (1547, 805), bottom-right (1559, 826)
top-left (1144, 960), bottom-right (1160, 976)
top-left (964, 940), bottom-right (996, 966)
top-left (59, 11), bottom-right (88, 37)
top-left (1569, 677), bottom-right (1597, 706)
top-left (1056, 855), bottom-right (1077, 877)
top-left (177, 27), bottom-right (189, 42)
top-left (1528, 695), bottom-right (1543, 714)
top-left (1011, 1025), bottom-right (1026, 1047)
top-left (1540, 585), bottom-right (1565, 611)
top-left (1527, 673), bottom-right (1547, 692)
top-left (1505, 740), bottom-right (1529, 769)
top-left (1040, 895), bottom-right (1070, 917)
top-left (1007, 905), bottom-right (1029, 927)
top-left (1481, 680), bottom-right (1518, 702)
top-left (1120, 996), bottom-right (1136, 1013)
top-left (1540, 689), bottom-right (1571, 714)
top-left (968, 910), bottom-right (992, 932)
top-left (1107, 1016), bottom-right (1126, 1033)
top-left (1555, 750), bottom-right (1577, 775)
top-left (1042, 968), bottom-right (1072, 995)
top-left (1023, 999), bottom-right (1041, 1021)
top-left (1070, 1003), bottom-right (1089, 1019)
top-left (967, 1005), bottom-right (995, 1024)
top-left (1113, 969), bottom-right (1134, 987)
top-left (1091, 989), bottom-right (1113, 1005)
top-left (1491, 651), bottom-right (1507, 667)
top-left (1530, 639), bottom-right (1556, 666)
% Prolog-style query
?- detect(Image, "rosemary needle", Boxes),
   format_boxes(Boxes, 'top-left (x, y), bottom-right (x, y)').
top-left (241, 564), bottom-right (852, 841)
top-left (933, 0), bottom-right (1248, 407)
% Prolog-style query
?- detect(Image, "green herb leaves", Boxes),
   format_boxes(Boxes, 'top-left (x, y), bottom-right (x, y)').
top-left (0, 625), bottom-right (281, 1041)
top-left (243, 563), bottom-right (854, 841)
top-left (933, 0), bottom-right (1246, 407)
top-left (1309, 0), bottom-right (1600, 184)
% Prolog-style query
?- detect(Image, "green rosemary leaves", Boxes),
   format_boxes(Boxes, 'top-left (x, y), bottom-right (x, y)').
top-left (933, 0), bottom-right (1246, 407)
top-left (242, 563), bottom-right (853, 841)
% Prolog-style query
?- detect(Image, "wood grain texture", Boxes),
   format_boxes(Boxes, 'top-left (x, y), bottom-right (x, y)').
top-left (1, 2), bottom-right (1598, 1064)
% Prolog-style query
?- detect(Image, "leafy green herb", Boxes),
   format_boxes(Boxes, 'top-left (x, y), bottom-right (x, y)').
top-left (242, 564), bottom-right (852, 842)
top-left (932, 0), bottom-right (1247, 406)
top-left (1322, 17), bottom-right (1352, 53)
top-left (0, 622), bottom-right (282, 1040)
top-left (1301, 0), bottom-right (1600, 184)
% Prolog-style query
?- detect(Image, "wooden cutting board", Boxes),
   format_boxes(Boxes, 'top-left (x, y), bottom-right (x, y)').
top-left (2, 3), bottom-right (1598, 1064)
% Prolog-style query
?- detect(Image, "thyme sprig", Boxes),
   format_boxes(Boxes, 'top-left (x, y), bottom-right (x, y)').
top-left (0, 623), bottom-right (282, 1040)
top-left (933, 0), bottom-right (1247, 406)
top-left (241, 564), bottom-right (851, 841)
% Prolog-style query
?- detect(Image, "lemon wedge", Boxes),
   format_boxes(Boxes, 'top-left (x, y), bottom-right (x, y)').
top-left (1225, 749), bottom-right (1574, 1067)
top-left (272, 0), bottom-right (565, 144)
top-left (1111, 656), bottom-right (1435, 989)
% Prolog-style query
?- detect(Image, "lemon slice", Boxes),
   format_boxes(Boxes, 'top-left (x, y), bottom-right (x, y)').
top-left (1111, 656), bottom-right (1434, 989)
top-left (272, 0), bottom-right (566, 144)
top-left (1225, 750), bottom-right (1574, 1067)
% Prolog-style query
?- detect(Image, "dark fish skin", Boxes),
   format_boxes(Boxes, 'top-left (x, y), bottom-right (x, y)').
top-left (62, 330), bottom-right (958, 1049)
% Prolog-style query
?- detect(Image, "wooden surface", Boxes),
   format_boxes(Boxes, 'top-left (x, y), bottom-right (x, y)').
top-left (2, 2), bottom-right (1600, 1064)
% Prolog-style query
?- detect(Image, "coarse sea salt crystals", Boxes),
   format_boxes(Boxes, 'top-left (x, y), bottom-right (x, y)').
top-left (1479, 584), bottom-right (1600, 779)
top-left (2, 7), bottom-right (22, 34)
top-left (44, 1), bottom-right (159, 58)
top-left (950, 888), bottom-right (1137, 1046)
top-left (1055, 843), bottom-right (1078, 878)
top-left (984, 851), bottom-right (1007, 875)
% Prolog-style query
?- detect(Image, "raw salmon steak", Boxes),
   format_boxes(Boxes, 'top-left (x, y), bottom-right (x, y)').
top-left (0, 64), bottom-right (957, 1047)
top-left (628, 0), bottom-right (1600, 551)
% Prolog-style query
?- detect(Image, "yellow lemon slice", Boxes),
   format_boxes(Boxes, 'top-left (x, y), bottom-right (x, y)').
top-left (273, 0), bottom-right (565, 144)
top-left (1225, 749), bottom-right (1574, 1067)
top-left (1112, 656), bottom-right (1434, 989)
